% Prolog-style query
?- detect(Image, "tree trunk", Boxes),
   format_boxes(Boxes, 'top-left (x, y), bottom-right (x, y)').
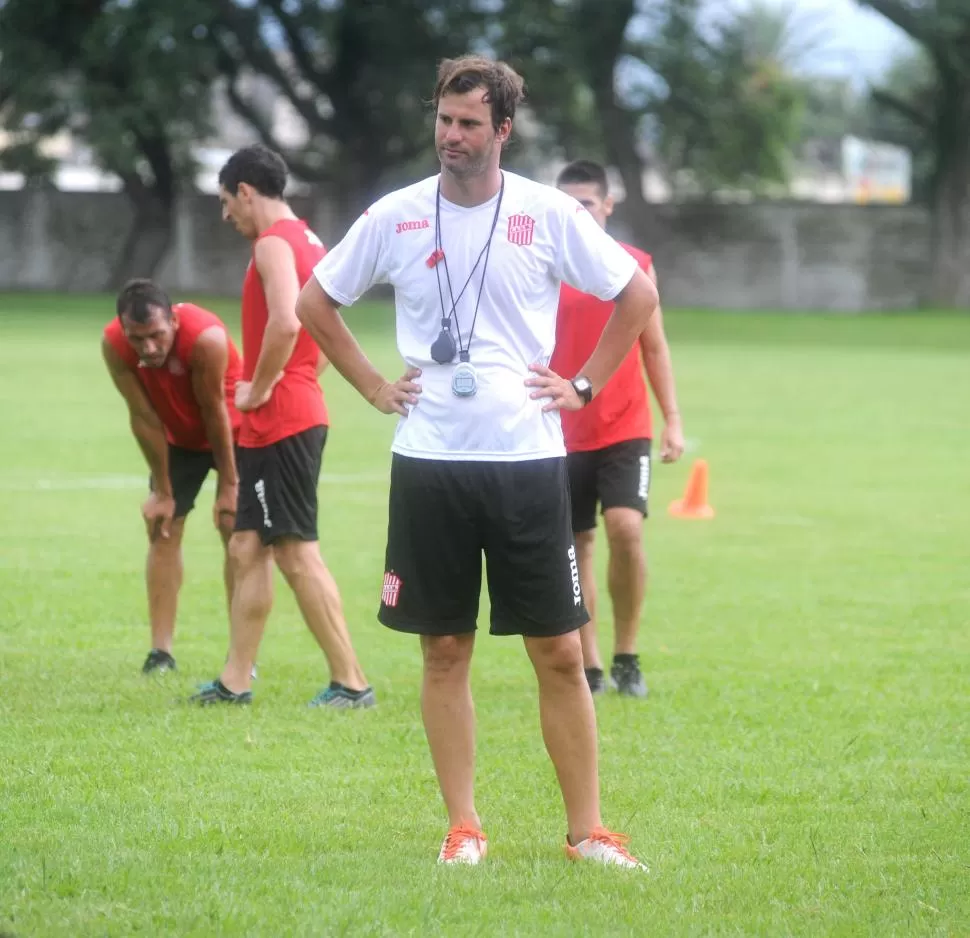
top-left (105, 187), bottom-right (175, 290)
top-left (600, 100), bottom-right (654, 247)
top-left (574, 0), bottom-right (654, 247)
top-left (926, 81), bottom-right (970, 308)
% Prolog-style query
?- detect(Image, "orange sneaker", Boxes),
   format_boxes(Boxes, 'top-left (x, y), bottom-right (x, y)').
top-left (437, 824), bottom-right (488, 865)
top-left (565, 827), bottom-right (648, 870)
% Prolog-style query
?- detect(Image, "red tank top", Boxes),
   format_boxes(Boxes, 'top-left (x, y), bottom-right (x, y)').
top-left (104, 303), bottom-right (242, 450)
top-left (239, 217), bottom-right (329, 447)
top-left (550, 243), bottom-right (654, 452)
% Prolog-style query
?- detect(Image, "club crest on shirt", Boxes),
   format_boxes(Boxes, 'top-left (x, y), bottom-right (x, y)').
top-left (167, 358), bottom-right (185, 376)
top-left (507, 213), bottom-right (535, 246)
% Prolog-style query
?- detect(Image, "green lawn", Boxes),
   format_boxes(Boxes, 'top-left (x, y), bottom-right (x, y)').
top-left (1, 294), bottom-right (967, 937)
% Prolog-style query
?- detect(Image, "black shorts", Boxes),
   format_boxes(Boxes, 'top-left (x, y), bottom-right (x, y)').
top-left (567, 438), bottom-right (652, 533)
top-left (378, 455), bottom-right (589, 638)
top-left (235, 425), bottom-right (327, 545)
top-left (150, 444), bottom-right (216, 519)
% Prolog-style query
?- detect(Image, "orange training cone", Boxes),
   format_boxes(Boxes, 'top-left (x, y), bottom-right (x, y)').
top-left (668, 458), bottom-right (715, 519)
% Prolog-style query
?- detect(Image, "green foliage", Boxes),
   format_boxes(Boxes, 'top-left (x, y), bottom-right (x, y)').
top-left (495, 0), bottom-right (808, 198)
top-left (210, 0), bottom-right (490, 210)
top-left (489, 0), bottom-right (607, 168)
top-left (0, 0), bottom-right (218, 194)
top-left (635, 0), bottom-right (806, 195)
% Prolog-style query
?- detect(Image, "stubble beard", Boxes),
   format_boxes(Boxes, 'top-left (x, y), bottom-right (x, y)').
top-left (439, 139), bottom-right (495, 182)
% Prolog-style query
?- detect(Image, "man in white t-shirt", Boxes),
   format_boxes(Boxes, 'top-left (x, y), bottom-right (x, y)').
top-left (296, 54), bottom-right (660, 870)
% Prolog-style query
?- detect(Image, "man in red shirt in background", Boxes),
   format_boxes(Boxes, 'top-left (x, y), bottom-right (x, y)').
top-left (550, 160), bottom-right (685, 698)
top-left (103, 279), bottom-right (242, 674)
top-left (191, 144), bottom-right (373, 708)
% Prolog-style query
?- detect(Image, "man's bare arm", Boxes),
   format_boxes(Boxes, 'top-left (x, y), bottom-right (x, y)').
top-left (579, 266), bottom-right (660, 396)
top-left (190, 327), bottom-right (238, 490)
top-left (248, 235), bottom-right (302, 401)
top-left (296, 277), bottom-right (391, 405)
top-left (637, 263), bottom-right (681, 422)
top-left (101, 337), bottom-right (171, 494)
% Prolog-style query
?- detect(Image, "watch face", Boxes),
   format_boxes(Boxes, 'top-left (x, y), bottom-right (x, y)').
top-left (573, 377), bottom-right (592, 402)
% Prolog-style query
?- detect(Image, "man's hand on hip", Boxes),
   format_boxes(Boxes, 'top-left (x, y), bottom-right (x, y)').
top-left (369, 367), bottom-right (422, 417)
top-left (524, 363), bottom-right (584, 412)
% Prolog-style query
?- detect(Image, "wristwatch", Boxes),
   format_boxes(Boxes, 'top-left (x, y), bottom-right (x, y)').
top-left (570, 375), bottom-right (593, 406)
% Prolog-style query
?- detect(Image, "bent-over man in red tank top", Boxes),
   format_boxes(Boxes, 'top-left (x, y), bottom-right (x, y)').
top-left (102, 279), bottom-right (242, 674)
top-left (190, 144), bottom-right (373, 708)
top-left (550, 160), bottom-right (685, 699)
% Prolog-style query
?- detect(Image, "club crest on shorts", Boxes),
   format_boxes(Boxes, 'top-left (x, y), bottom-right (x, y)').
top-left (507, 213), bottom-right (535, 246)
top-left (381, 571), bottom-right (402, 608)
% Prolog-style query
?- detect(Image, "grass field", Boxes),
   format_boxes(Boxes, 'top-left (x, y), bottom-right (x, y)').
top-left (1, 294), bottom-right (968, 937)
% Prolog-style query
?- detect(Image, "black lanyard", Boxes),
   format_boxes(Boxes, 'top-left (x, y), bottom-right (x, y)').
top-left (431, 174), bottom-right (505, 364)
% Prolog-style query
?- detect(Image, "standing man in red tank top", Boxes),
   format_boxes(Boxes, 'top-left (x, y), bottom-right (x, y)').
top-left (190, 144), bottom-right (374, 708)
top-left (550, 160), bottom-right (685, 699)
top-left (102, 279), bottom-right (242, 674)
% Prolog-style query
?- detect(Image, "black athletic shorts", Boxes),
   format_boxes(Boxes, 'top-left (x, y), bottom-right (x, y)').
top-left (235, 425), bottom-right (327, 545)
top-left (149, 444), bottom-right (216, 519)
top-left (378, 454), bottom-right (589, 638)
top-left (567, 438), bottom-right (652, 533)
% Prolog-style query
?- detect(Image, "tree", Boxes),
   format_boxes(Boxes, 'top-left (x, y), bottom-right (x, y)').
top-left (496, 0), bottom-right (654, 234)
top-left (859, 0), bottom-right (970, 306)
top-left (640, 0), bottom-right (805, 197)
top-left (496, 0), bottom-right (806, 231)
top-left (863, 50), bottom-right (935, 202)
top-left (0, 0), bottom-right (219, 287)
top-left (208, 0), bottom-right (488, 223)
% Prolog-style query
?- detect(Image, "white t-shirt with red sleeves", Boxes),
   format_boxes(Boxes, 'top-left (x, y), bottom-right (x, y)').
top-left (312, 170), bottom-right (637, 463)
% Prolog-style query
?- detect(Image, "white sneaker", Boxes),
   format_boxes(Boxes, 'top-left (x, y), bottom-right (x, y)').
top-left (565, 828), bottom-right (649, 871)
top-left (437, 824), bottom-right (488, 865)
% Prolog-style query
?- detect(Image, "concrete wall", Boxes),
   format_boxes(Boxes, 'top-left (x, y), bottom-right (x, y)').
top-left (0, 187), bottom-right (955, 310)
top-left (608, 200), bottom-right (939, 311)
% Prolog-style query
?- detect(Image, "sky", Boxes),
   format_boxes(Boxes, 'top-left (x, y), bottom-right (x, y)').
top-left (750, 0), bottom-right (915, 85)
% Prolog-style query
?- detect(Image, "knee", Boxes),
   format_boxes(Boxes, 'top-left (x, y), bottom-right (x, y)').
top-left (422, 635), bottom-right (473, 678)
top-left (529, 632), bottom-right (585, 679)
top-left (149, 520), bottom-right (184, 553)
top-left (604, 517), bottom-right (643, 559)
top-left (273, 539), bottom-right (319, 581)
top-left (228, 532), bottom-right (265, 571)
